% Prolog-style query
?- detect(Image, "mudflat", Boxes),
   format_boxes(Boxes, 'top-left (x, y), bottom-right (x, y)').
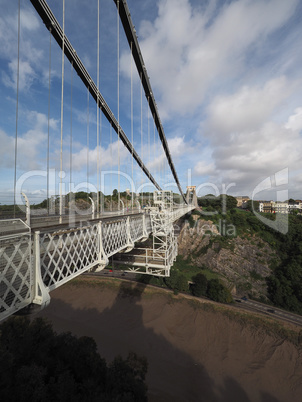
top-left (36, 277), bottom-right (302, 402)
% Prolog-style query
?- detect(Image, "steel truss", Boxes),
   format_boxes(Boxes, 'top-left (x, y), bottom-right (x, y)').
top-left (113, 192), bottom-right (193, 277)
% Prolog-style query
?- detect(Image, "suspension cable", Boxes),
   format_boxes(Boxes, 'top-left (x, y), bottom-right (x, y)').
top-left (112, 0), bottom-right (185, 202)
top-left (110, 122), bottom-right (113, 211)
top-left (117, 0), bottom-right (120, 210)
top-left (31, 0), bottom-right (161, 192)
top-left (96, 0), bottom-right (100, 216)
top-left (99, 108), bottom-right (102, 213)
top-left (70, 60), bottom-right (73, 195)
top-left (47, 27), bottom-right (51, 214)
top-left (153, 112), bottom-right (156, 201)
top-left (140, 72), bottom-right (143, 208)
top-left (148, 95), bottom-right (150, 204)
top-left (87, 85), bottom-right (89, 199)
top-left (14, 0), bottom-right (21, 218)
top-left (59, 0), bottom-right (65, 220)
top-left (131, 41), bottom-right (134, 210)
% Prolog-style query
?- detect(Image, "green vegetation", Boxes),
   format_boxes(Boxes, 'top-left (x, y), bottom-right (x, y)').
top-left (194, 195), bottom-right (302, 315)
top-left (198, 193), bottom-right (237, 213)
top-left (191, 274), bottom-right (233, 303)
top-left (0, 316), bottom-right (148, 401)
top-left (137, 256), bottom-right (233, 303)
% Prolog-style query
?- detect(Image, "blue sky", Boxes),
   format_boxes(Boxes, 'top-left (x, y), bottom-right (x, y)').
top-left (0, 0), bottom-right (302, 204)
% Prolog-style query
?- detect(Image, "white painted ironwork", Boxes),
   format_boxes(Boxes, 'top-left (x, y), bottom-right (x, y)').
top-left (21, 192), bottom-right (30, 226)
top-left (117, 193), bottom-right (194, 277)
top-left (89, 196), bottom-right (95, 219)
top-left (0, 219), bottom-right (32, 320)
top-left (39, 223), bottom-right (100, 291)
top-left (0, 197), bottom-right (194, 321)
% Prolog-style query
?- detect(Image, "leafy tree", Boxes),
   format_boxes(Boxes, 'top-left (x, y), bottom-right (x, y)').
top-left (75, 191), bottom-right (89, 201)
top-left (191, 273), bottom-right (208, 297)
top-left (206, 279), bottom-right (233, 303)
top-left (245, 200), bottom-right (260, 211)
top-left (0, 317), bottom-right (148, 401)
top-left (175, 273), bottom-right (188, 293)
top-left (164, 270), bottom-right (188, 294)
top-left (198, 194), bottom-right (237, 214)
top-left (164, 269), bottom-right (179, 290)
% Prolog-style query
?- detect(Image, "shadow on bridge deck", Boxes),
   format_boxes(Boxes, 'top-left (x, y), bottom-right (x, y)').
top-left (33, 278), bottom-right (282, 402)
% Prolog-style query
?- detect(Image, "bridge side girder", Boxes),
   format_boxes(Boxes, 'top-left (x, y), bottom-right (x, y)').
top-left (113, 0), bottom-right (187, 204)
top-left (29, 0), bottom-right (161, 191)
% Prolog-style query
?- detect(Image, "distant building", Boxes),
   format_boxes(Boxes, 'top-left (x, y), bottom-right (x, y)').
top-left (273, 201), bottom-right (288, 214)
top-left (259, 201), bottom-right (274, 213)
top-left (259, 200), bottom-right (302, 214)
top-left (288, 201), bottom-right (302, 213)
top-left (236, 196), bottom-right (250, 208)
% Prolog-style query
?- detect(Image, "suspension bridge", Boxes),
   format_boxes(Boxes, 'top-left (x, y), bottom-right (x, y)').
top-left (0, 0), bottom-right (196, 321)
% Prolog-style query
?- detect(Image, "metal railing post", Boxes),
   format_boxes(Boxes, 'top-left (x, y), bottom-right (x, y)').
top-left (32, 231), bottom-right (51, 308)
top-left (96, 221), bottom-right (108, 271)
top-left (21, 192), bottom-right (30, 226)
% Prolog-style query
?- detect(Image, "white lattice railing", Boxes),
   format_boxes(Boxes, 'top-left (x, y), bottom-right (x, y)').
top-left (39, 224), bottom-right (100, 291)
top-left (0, 220), bottom-right (32, 320)
top-left (0, 204), bottom-right (194, 321)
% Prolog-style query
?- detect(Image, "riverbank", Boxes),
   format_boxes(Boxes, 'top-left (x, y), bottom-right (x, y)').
top-left (36, 277), bottom-right (302, 401)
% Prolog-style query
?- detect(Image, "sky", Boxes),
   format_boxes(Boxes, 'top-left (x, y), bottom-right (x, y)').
top-left (0, 0), bottom-right (302, 204)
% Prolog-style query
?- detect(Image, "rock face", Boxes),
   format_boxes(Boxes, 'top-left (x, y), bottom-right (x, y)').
top-left (177, 218), bottom-right (280, 298)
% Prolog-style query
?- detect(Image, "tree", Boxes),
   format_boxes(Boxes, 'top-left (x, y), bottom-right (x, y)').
top-left (165, 270), bottom-right (188, 294)
top-left (107, 352), bottom-right (148, 401)
top-left (206, 279), bottom-right (233, 303)
top-left (175, 273), bottom-right (188, 293)
top-left (0, 317), bottom-right (148, 401)
top-left (191, 273), bottom-right (208, 297)
top-left (245, 200), bottom-right (260, 212)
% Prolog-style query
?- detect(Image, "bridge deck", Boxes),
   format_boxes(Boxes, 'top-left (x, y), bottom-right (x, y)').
top-left (0, 204), bottom-right (194, 322)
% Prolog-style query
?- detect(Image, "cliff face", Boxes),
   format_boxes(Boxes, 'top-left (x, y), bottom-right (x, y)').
top-left (177, 218), bottom-right (280, 298)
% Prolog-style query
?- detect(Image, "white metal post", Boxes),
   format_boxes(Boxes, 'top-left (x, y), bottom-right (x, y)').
top-left (21, 192), bottom-right (30, 226)
top-left (96, 221), bottom-right (108, 271)
top-left (89, 196), bottom-right (95, 219)
top-left (33, 231), bottom-right (51, 308)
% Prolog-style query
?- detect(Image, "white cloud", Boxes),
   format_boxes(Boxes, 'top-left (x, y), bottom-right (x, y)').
top-left (285, 107), bottom-right (302, 132)
top-left (127, 0), bottom-right (299, 118)
top-left (0, 4), bottom-right (45, 92)
top-left (3, 59), bottom-right (36, 91)
top-left (167, 136), bottom-right (188, 158)
top-left (194, 160), bottom-right (215, 176)
top-left (0, 111), bottom-right (54, 171)
top-left (206, 76), bottom-right (295, 139)
top-left (196, 109), bottom-right (302, 197)
top-left (69, 140), bottom-right (129, 172)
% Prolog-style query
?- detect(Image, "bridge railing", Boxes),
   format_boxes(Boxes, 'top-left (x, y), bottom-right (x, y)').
top-left (0, 202), bottom-right (194, 321)
top-left (0, 220), bottom-right (32, 320)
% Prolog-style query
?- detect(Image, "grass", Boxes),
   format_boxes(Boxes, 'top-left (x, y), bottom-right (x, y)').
top-left (172, 256), bottom-right (222, 282)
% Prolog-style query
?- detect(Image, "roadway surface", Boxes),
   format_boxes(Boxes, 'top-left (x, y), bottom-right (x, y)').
top-left (233, 297), bottom-right (302, 327)
top-left (0, 209), bottom-right (143, 236)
